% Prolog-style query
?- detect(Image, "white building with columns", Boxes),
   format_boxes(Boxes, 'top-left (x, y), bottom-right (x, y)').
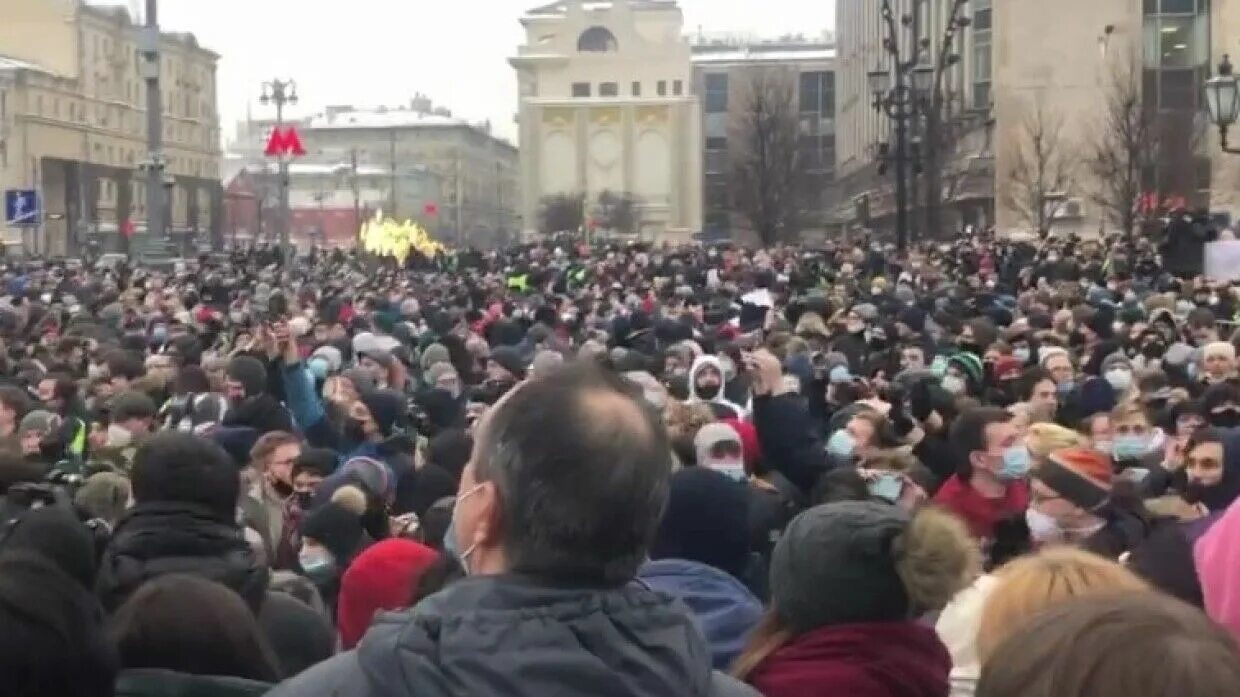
top-left (511, 0), bottom-right (702, 240)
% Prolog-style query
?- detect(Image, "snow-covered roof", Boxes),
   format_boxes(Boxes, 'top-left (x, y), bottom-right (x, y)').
top-left (524, 0), bottom-right (677, 18)
top-left (691, 47), bottom-right (835, 64)
top-left (307, 110), bottom-right (467, 130)
top-left (0, 55), bottom-right (52, 74)
top-left (239, 162), bottom-right (390, 177)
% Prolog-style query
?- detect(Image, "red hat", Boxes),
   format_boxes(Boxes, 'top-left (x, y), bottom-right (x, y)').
top-left (1034, 447), bottom-right (1113, 512)
top-left (337, 539), bottom-right (439, 649)
top-left (722, 418), bottom-right (761, 473)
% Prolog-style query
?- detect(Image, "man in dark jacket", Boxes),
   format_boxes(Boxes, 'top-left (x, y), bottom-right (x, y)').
top-left (96, 432), bottom-right (270, 611)
top-left (267, 361), bottom-right (758, 697)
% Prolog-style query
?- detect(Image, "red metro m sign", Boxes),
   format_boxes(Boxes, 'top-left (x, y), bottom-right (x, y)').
top-left (265, 127), bottom-right (307, 157)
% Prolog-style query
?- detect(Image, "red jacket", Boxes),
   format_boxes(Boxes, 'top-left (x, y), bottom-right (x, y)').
top-left (933, 475), bottom-right (1029, 542)
top-left (749, 622), bottom-right (951, 697)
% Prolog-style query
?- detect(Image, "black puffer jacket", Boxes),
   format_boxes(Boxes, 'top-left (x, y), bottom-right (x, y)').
top-left (97, 502), bottom-right (270, 612)
top-left (265, 574), bottom-right (760, 697)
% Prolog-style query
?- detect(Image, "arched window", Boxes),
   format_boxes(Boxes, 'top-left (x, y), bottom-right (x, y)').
top-left (577, 26), bottom-right (618, 52)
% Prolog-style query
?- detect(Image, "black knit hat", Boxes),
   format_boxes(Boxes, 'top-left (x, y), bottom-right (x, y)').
top-left (1, 506), bottom-right (98, 590)
top-left (360, 389), bottom-right (406, 437)
top-left (771, 501), bottom-right (910, 632)
top-left (226, 356), bottom-right (267, 397)
top-left (300, 502), bottom-right (366, 566)
top-left (488, 346), bottom-right (527, 380)
top-left (650, 467), bottom-right (751, 580)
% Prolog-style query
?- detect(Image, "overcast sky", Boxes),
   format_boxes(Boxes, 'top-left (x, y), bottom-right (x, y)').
top-left (93, 0), bottom-right (835, 146)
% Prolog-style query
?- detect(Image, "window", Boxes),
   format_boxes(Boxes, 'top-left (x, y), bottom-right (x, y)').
top-left (632, 81), bottom-right (641, 96)
top-left (673, 80), bottom-right (683, 96)
top-left (572, 82), bottom-right (591, 97)
top-left (800, 71), bottom-right (833, 114)
top-left (972, 4), bottom-right (993, 110)
top-left (600, 82), bottom-right (619, 97)
top-left (705, 136), bottom-right (728, 174)
top-left (973, 0), bottom-right (992, 30)
top-left (578, 26), bottom-right (619, 52)
top-left (657, 80), bottom-right (667, 96)
top-left (704, 73), bottom-right (728, 113)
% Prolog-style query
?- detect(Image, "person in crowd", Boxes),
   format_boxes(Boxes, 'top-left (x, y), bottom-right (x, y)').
top-left (267, 361), bottom-right (759, 697)
top-left (0, 552), bottom-right (118, 697)
top-left (74, 471), bottom-right (134, 530)
top-left (110, 574), bottom-right (280, 697)
top-left (689, 355), bottom-right (746, 419)
top-left (336, 538), bottom-right (439, 650)
top-left (0, 384), bottom-right (33, 451)
top-left (974, 547), bottom-right (1150, 664)
top-left (298, 486), bottom-right (372, 614)
top-left (246, 431), bottom-right (301, 570)
top-left (977, 593), bottom-right (1240, 697)
top-left (733, 502), bottom-right (977, 697)
top-left (93, 390), bottom-right (157, 471)
top-left (933, 407), bottom-right (1030, 545)
top-left (641, 466), bottom-right (764, 669)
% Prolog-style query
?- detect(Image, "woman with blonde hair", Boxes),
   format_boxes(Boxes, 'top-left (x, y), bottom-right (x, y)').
top-left (734, 502), bottom-right (977, 697)
top-left (975, 546), bottom-right (1149, 664)
top-left (1024, 422), bottom-right (1087, 462)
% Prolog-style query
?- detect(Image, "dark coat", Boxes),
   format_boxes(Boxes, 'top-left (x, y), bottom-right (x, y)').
top-left (265, 574), bottom-right (760, 697)
top-left (96, 502), bottom-right (270, 613)
top-left (752, 394), bottom-right (832, 497)
top-left (638, 559), bottom-right (763, 671)
top-left (114, 669), bottom-right (270, 697)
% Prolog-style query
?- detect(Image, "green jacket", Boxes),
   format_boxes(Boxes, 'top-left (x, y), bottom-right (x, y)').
top-left (115, 669), bottom-right (271, 697)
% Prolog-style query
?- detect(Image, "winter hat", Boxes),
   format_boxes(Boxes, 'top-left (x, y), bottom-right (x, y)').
top-left (360, 389), bottom-right (406, 437)
top-left (852, 303), bottom-right (879, 323)
top-left (208, 426), bottom-right (260, 468)
top-left (336, 456), bottom-right (395, 503)
top-left (1205, 341), bottom-right (1237, 362)
top-left (948, 352), bottom-right (984, 385)
top-left (337, 539), bottom-right (439, 650)
top-left (770, 502), bottom-right (975, 633)
top-left (1163, 343), bottom-right (1195, 368)
top-left (1101, 353), bottom-right (1133, 374)
top-left (358, 349), bottom-right (395, 369)
top-left (2, 506), bottom-right (98, 589)
top-left (419, 343), bottom-right (451, 372)
top-left (342, 368), bottom-right (377, 395)
top-left (425, 362), bottom-right (458, 387)
top-left (1085, 308), bottom-right (1115, 339)
top-left (721, 418), bottom-right (761, 471)
top-left (1038, 346), bottom-right (1070, 369)
top-left (19, 410), bottom-right (61, 437)
top-left (650, 467), bottom-right (752, 580)
top-left (300, 501), bottom-right (367, 566)
top-left (488, 346), bottom-right (527, 380)
top-left (311, 346), bottom-right (344, 374)
top-left (352, 332), bottom-right (382, 358)
top-left (226, 356), bottom-right (267, 397)
top-left (73, 472), bottom-right (132, 524)
top-left (694, 422), bottom-right (743, 470)
top-left (1076, 377), bottom-right (1117, 418)
top-left (426, 430), bottom-right (472, 483)
top-left (897, 306), bottom-right (927, 334)
top-left (1033, 447), bottom-right (1113, 512)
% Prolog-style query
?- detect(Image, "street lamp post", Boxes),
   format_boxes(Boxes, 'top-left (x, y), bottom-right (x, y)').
top-left (138, 0), bottom-right (165, 260)
top-left (1206, 55), bottom-right (1240, 154)
top-left (260, 79), bottom-right (298, 253)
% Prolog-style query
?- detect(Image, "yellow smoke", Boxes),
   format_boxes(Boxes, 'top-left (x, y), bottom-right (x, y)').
top-left (358, 209), bottom-right (446, 263)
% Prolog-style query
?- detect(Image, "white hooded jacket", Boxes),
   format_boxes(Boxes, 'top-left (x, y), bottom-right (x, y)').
top-left (687, 355), bottom-right (745, 419)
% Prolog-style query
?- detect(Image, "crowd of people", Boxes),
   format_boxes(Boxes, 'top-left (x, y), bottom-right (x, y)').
top-left (2, 229), bottom-right (1240, 697)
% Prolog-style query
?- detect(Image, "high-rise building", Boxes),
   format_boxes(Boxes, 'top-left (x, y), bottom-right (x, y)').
top-left (510, 0), bottom-right (703, 241)
top-left (691, 33), bottom-right (837, 241)
top-left (834, 0), bottom-right (994, 236)
top-left (0, 0), bottom-right (222, 255)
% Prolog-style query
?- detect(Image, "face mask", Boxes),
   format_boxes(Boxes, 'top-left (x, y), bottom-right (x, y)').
top-left (1210, 410), bottom-right (1240, 429)
top-left (308, 357), bottom-right (330, 381)
top-left (1094, 440), bottom-right (1113, 456)
top-left (105, 424), bottom-right (132, 448)
top-left (941, 374), bottom-right (966, 396)
top-left (1026, 507), bottom-right (1064, 544)
top-left (444, 483), bottom-right (486, 575)
top-left (998, 445), bottom-right (1032, 481)
top-left (708, 460), bottom-right (747, 483)
top-left (151, 326), bottom-right (168, 343)
top-left (1104, 369), bottom-right (1133, 393)
top-left (1012, 347), bottom-right (1031, 364)
top-left (1112, 435), bottom-right (1149, 461)
top-left (827, 429), bottom-right (856, 458)
top-left (299, 549), bottom-right (334, 580)
top-left (1187, 362), bottom-right (1199, 380)
top-left (846, 321), bottom-right (866, 335)
top-left (344, 418), bottom-right (369, 444)
top-left (87, 363), bottom-right (105, 380)
top-left (1057, 380), bottom-right (1075, 396)
top-left (294, 491), bottom-right (314, 510)
top-left (229, 311), bottom-right (246, 324)
top-left (867, 472), bottom-right (903, 503)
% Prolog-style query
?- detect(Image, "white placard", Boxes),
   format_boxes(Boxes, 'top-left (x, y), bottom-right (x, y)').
top-left (1205, 241), bottom-right (1240, 281)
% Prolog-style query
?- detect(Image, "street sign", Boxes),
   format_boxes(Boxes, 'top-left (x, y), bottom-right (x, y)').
top-left (4, 190), bottom-right (39, 226)
top-left (265, 127), bottom-right (307, 157)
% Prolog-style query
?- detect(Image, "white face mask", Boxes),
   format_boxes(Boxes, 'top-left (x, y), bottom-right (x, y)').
top-left (707, 459), bottom-right (746, 483)
top-left (106, 424), bottom-right (133, 448)
top-left (941, 374), bottom-right (966, 396)
top-left (1026, 508), bottom-right (1064, 544)
top-left (1105, 368), bottom-right (1133, 393)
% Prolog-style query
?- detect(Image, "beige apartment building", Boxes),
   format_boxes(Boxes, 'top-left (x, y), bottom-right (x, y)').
top-left (690, 34), bottom-right (837, 241)
top-left (0, 0), bottom-right (221, 256)
top-left (511, 0), bottom-right (703, 241)
top-left (834, 0), bottom-right (994, 236)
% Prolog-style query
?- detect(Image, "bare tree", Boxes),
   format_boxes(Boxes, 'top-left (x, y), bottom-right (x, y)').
top-left (538, 192), bottom-right (585, 235)
top-left (729, 66), bottom-right (805, 246)
top-left (1000, 102), bottom-right (1079, 236)
top-left (594, 190), bottom-right (640, 235)
top-left (1085, 55), bottom-right (1159, 241)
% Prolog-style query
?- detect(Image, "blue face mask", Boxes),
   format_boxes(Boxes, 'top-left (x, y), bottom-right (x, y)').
top-left (308, 357), bottom-right (330, 380)
top-left (151, 325), bottom-right (168, 343)
top-left (868, 472), bottom-right (904, 502)
top-left (827, 429), bottom-right (857, 458)
top-left (999, 445), bottom-right (1031, 481)
top-left (829, 365), bottom-right (852, 384)
top-left (1112, 435), bottom-right (1149, 461)
top-left (1012, 347), bottom-right (1031, 364)
top-left (1057, 380), bottom-right (1075, 396)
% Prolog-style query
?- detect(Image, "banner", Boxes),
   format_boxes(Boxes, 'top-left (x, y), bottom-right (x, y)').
top-left (1205, 241), bottom-right (1240, 281)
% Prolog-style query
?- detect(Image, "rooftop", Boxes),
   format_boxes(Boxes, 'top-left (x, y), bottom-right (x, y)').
top-left (307, 109), bottom-right (467, 130)
top-left (523, 0), bottom-right (679, 19)
top-left (691, 47), bottom-right (836, 64)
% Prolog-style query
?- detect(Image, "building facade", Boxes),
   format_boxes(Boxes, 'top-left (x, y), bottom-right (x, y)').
top-left (511, 0), bottom-right (703, 241)
top-left (690, 34), bottom-right (837, 241)
top-left (0, 0), bottom-right (222, 255)
top-left (835, 0), bottom-right (994, 237)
